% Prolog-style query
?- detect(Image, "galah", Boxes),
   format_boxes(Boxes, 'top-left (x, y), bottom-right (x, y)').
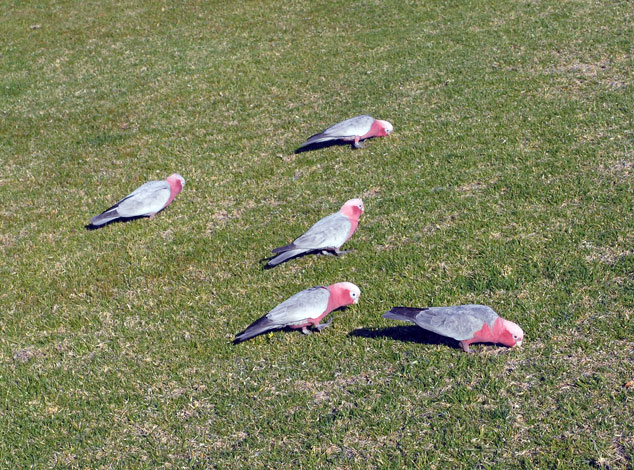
top-left (383, 304), bottom-right (524, 353)
top-left (89, 173), bottom-right (185, 227)
top-left (234, 282), bottom-right (361, 343)
top-left (297, 115), bottom-right (393, 151)
top-left (266, 198), bottom-right (364, 268)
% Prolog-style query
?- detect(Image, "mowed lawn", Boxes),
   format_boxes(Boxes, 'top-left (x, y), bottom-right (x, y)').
top-left (1, 0), bottom-right (632, 468)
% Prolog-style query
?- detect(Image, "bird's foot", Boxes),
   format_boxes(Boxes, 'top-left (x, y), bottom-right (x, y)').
top-left (459, 341), bottom-right (474, 353)
top-left (301, 327), bottom-right (312, 335)
top-left (314, 317), bottom-right (333, 332)
top-left (352, 135), bottom-right (366, 149)
top-left (320, 247), bottom-right (349, 256)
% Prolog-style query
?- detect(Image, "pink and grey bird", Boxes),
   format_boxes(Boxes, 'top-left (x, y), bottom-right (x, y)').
top-left (234, 282), bottom-right (361, 343)
top-left (297, 115), bottom-right (393, 151)
top-left (383, 304), bottom-right (524, 353)
top-left (89, 173), bottom-right (185, 227)
top-left (266, 198), bottom-right (364, 268)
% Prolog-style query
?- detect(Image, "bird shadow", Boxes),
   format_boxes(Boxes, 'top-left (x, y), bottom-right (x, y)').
top-left (349, 325), bottom-right (459, 349)
top-left (259, 249), bottom-right (340, 270)
top-left (294, 140), bottom-right (354, 154)
top-left (84, 215), bottom-right (148, 230)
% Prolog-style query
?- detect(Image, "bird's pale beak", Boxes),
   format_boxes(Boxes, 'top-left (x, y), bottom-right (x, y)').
top-left (515, 340), bottom-right (523, 347)
top-left (353, 298), bottom-right (359, 304)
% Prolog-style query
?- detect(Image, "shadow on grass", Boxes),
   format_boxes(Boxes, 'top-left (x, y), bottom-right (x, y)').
top-left (349, 325), bottom-right (459, 349)
top-left (259, 249), bottom-right (342, 270)
top-left (294, 140), bottom-right (354, 154)
top-left (84, 215), bottom-right (148, 230)
top-left (259, 250), bottom-right (314, 270)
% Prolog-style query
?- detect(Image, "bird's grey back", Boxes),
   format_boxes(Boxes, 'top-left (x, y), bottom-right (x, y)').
top-left (266, 287), bottom-right (330, 325)
top-left (293, 212), bottom-right (351, 249)
top-left (116, 180), bottom-right (171, 217)
top-left (411, 304), bottom-right (499, 341)
top-left (322, 115), bottom-right (374, 137)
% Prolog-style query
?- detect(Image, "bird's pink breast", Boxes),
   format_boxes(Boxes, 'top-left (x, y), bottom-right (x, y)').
top-left (325, 285), bottom-right (353, 313)
top-left (471, 317), bottom-right (504, 344)
top-left (339, 206), bottom-right (362, 240)
top-left (346, 218), bottom-right (359, 240)
top-left (360, 119), bottom-right (383, 139)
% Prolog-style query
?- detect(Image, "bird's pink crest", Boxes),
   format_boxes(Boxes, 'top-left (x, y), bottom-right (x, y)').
top-left (340, 198), bottom-right (364, 220)
top-left (498, 319), bottom-right (524, 347)
top-left (165, 173), bottom-right (185, 207)
top-left (328, 282), bottom-right (361, 308)
top-left (375, 119), bottom-right (393, 137)
top-left (166, 173), bottom-right (185, 191)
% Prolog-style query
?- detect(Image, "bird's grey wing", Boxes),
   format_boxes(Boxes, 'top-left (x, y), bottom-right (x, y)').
top-left (321, 115), bottom-right (374, 138)
top-left (292, 213), bottom-right (351, 250)
top-left (116, 181), bottom-right (170, 217)
top-left (266, 287), bottom-right (330, 326)
top-left (458, 305), bottom-right (499, 329)
top-left (413, 305), bottom-right (497, 341)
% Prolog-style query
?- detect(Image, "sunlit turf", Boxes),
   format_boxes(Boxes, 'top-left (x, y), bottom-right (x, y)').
top-left (1, 0), bottom-right (632, 468)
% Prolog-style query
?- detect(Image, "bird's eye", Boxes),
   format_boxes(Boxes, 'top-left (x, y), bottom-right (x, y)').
top-left (351, 292), bottom-right (357, 297)
top-left (513, 335), bottom-right (518, 339)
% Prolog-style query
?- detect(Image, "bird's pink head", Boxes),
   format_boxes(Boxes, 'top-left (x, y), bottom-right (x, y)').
top-left (166, 173), bottom-right (185, 193)
top-left (497, 319), bottom-right (524, 348)
top-left (164, 173), bottom-right (185, 207)
top-left (340, 198), bottom-right (364, 221)
top-left (375, 119), bottom-right (393, 137)
top-left (328, 282), bottom-right (361, 307)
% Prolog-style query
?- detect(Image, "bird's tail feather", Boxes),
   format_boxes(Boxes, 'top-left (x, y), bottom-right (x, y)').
top-left (266, 249), bottom-right (305, 267)
top-left (298, 133), bottom-right (337, 149)
top-left (234, 317), bottom-right (275, 343)
top-left (383, 307), bottom-right (424, 322)
top-left (90, 208), bottom-right (120, 226)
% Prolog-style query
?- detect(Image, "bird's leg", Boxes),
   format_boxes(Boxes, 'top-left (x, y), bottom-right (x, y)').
top-left (301, 327), bottom-right (312, 335)
top-left (459, 341), bottom-right (474, 353)
top-left (352, 136), bottom-right (366, 149)
top-left (320, 247), bottom-right (350, 256)
top-left (314, 317), bottom-right (333, 332)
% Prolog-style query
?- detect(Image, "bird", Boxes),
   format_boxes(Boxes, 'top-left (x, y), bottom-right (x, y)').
top-left (266, 198), bottom-right (364, 268)
top-left (296, 115), bottom-right (393, 151)
top-left (234, 282), bottom-right (361, 343)
top-left (89, 173), bottom-right (185, 227)
top-left (383, 304), bottom-right (524, 352)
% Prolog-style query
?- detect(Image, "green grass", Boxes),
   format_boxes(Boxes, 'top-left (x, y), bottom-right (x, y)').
top-left (1, 0), bottom-right (632, 468)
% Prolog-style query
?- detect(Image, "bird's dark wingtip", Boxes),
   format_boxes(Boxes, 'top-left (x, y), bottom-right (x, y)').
top-left (233, 331), bottom-right (252, 344)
